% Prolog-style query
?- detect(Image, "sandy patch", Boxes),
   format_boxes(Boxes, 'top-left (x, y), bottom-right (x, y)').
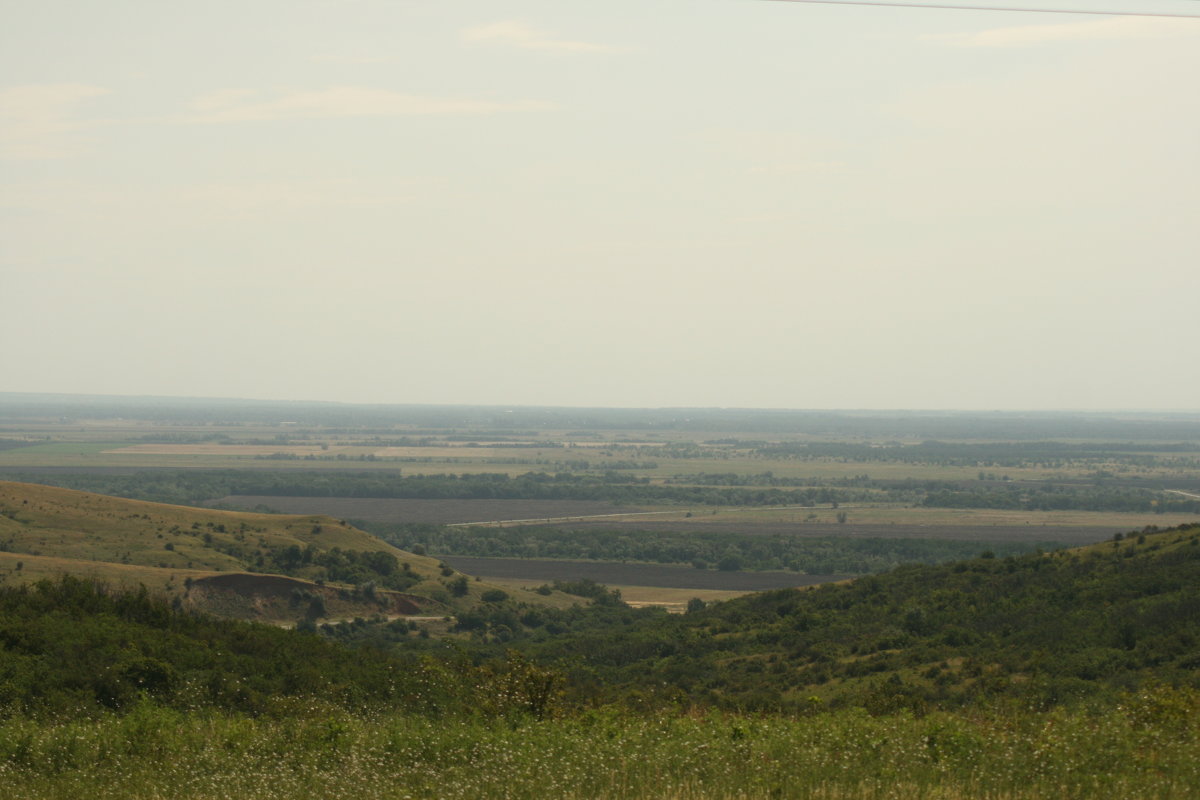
top-left (104, 444), bottom-right (334, 456)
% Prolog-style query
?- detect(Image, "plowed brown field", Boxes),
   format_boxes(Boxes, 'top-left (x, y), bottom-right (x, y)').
top-left (206, 496), bottom-right (644, 524)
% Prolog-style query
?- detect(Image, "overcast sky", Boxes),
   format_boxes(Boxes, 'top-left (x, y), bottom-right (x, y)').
top-left (3, 0), bottom-right (1197, 410)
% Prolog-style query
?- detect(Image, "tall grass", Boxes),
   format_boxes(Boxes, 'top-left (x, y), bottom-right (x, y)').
top-left (2, 688), bottom-right (1196, 799)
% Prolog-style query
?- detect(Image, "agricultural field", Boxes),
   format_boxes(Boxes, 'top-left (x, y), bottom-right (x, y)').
top-left (204, 496), bottom-right (651, 525)
top-left (477, 578), bottom-right (753, 611)
top-left (438, 556), bottom-right (849, 591)
top-left (2, 398), bottom-right (1198, 606)
top-left (2, 439), bottom-right (1196, 484)
top-left (544, 518), bottom-right (1161, 545)
top-left (207, 494), bottom-right (1198, 532)
top-left (196, 495), bottom-right (1177, 602)
top-left (5, 402), bottom-right (1200, 491)
top-left (209, 494), bottom-right (1196, 543)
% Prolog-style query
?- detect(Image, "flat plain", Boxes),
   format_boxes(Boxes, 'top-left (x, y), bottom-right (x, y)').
top-left (202, 494), bottom-right (1189, 545)
top-left (438, 555), bottom-right (848, 591)
top-left (204, 495), bottom-right (648, 524)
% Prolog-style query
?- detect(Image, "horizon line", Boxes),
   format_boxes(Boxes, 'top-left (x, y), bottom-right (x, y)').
top-left (1, 390), bottom-right (1198, 416)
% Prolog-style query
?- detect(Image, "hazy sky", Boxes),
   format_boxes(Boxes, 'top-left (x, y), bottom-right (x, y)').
top-left (3, 0), bottom-right (1198, 410)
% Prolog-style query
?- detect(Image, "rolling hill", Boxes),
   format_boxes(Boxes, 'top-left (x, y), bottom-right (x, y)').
top-left (513, 522), bottom-right (1200, 711)
top-left (0, 481), bottom-right (572, 623)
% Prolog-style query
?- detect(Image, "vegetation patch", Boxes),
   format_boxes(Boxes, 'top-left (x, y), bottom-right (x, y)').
top-left (4, 700), bottom-right (1199, 799)
top-left (438, 556), bottom-right (847, 591)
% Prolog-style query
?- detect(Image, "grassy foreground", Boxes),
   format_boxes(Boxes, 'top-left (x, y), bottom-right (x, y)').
top-left (3, 690), bottom-right (1197, 800)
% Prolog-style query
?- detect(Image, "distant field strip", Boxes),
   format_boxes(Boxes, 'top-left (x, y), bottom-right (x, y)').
top-left (104, 444), bottom-right (335, 456)
top-left (449, 508), bottom-right (718, 527)
top-left (552, 519), bottom-right (1113, 544)
top-left (209, 496), bottom-right (842, 526)
top-left (438, 556), bottom-right (848, 590)
top-left (448, 504), bottom-right (848, 527)
top-left (206, 496), bottom-right (648, 524)
top-left (203, 495), bottom-right (1140, 544)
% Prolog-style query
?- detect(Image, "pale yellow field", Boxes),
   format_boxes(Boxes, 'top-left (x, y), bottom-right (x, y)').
top-left (105, 444), bottom-right (341, 456)
top-left (639, 457), bottom-right (1177, 483)
top-left (477, 576), bottom-right (753, 612)
top-left (611, 585), bottom-right (755, 611)
top-left (370, 445), bottom-right (570, 459)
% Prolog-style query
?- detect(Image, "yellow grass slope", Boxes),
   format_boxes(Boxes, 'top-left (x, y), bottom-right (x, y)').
top-left (0, 481), bottom-right (571, 621)
top-left (0, 480), bottom-right (429, 571)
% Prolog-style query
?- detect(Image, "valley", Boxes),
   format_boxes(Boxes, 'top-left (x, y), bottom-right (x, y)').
top-left (1, 397), bottom-right (1198, 798)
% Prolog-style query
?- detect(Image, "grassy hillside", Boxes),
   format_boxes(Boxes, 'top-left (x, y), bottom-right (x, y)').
top-left (508, 523), bottom-right (1200, 711)
top-left (0, 573), bottom-right (1197, 799)
top-left (0, 576), bottom-right (562, 718)
top-left (1, 507), bottom-right (1198, 797)
top-left (0, 480), bottom-right (433, 571)
top-left (6, 696), bottom-right (1199, 799)
top-left (0, 481), bottom-right (575, 623)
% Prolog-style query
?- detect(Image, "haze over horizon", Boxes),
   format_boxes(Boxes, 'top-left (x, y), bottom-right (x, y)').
top-left (3, 1), bottom-right (1197, 411)
top-left (4, 389), bottom-right (1199, 416)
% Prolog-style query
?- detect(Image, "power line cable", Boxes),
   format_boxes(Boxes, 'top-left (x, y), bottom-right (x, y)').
top-left (760, 0), bottom-right (1200, 19)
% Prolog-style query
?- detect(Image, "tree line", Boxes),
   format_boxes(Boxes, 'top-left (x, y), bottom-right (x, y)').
top-left (367, 522), bottom-right (1053, 575)
top-left (0, 470), bottom-right (874, 507)
top-left (4, 468), bottom-right (1195, 514)
top-left (924, 486), bottom-right (1200, 513)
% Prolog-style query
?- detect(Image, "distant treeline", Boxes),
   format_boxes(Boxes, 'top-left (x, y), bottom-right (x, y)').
top-left (924, 486), bottom-right (1200, 514)
top-left (6, 394), bottom-right (1200, 440)
top-left (4, 469), bottom-right (1194, 514)
top-left (367, 523), bottom-right (1054, 575)
top-left (254, 453), bottom-right (657, 471)
top-left (664, 471), bottom-right (880, 487)
top-left (751, 440), bottom-right (1200, 468)
top-left (1, 470), bottom-right (875, 508)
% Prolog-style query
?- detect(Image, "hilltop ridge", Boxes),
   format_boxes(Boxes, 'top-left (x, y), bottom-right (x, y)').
top-left (0, 481), bottom-right (571, 623)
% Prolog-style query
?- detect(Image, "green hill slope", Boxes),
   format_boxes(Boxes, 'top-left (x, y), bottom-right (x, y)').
top-left (0, 480), bottom-right (434, 571)
top-left (0, 576), bottom-right (558, 717)
top-left (518, 524), bottom-right (1200, 711)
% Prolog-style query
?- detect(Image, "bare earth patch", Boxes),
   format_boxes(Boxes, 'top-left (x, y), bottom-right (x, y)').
top-left (104, 444), bottom-right (336, 456)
